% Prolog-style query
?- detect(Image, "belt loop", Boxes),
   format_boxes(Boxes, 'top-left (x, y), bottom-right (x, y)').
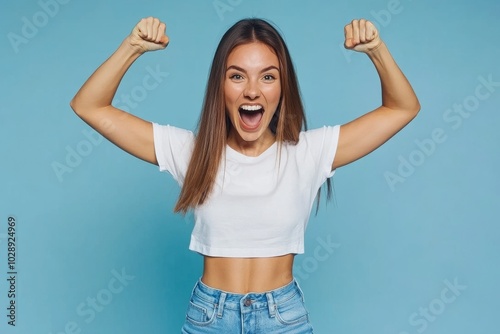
top-left (294, 279), bottom-right (305, 302)
top-left (192, 279), bottom-right (201, 295)
top-left (266, 292), bottom-right (276, 317)
top-left (217, 292), bottom-right (227, 318)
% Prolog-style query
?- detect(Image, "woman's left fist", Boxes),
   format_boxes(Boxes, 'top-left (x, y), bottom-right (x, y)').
top-left (344, 19), bottom-right (382, 53)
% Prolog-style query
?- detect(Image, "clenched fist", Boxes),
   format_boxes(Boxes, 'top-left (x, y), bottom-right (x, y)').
top-left (128, 17), bottom-right (169, 54)
top-left (344, 19), bottom-right (382, 53)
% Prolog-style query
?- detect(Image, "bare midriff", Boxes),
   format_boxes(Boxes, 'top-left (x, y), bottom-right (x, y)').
top-left (201, 254), bottom-right (295, 294)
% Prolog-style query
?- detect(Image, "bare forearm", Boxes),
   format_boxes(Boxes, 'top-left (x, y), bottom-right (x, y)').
top-left (367, 42), bottom-right (420, 114)
top-left (70, 38), bottom-right (142, 114)
top-left (333, 19), bottom-right (421, 169)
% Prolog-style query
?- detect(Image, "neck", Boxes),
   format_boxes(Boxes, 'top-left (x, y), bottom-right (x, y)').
top-left (227, 129), bottom-right (276, 157)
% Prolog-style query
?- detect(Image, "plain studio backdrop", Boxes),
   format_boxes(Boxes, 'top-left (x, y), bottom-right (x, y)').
top-left (1, 0), bottom-right (499, 333)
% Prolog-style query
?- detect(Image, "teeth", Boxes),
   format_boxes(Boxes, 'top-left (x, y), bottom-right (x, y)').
top-left (240, 105), bottom-right (263, 111)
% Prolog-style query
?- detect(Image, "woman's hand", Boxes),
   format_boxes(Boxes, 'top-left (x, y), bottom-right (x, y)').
top-left (128, 17), bottom-right (169, 54)
top-left (344, 19), bottom-right (382, 53)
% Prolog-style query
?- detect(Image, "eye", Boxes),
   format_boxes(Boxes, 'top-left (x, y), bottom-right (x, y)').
top-left (229, 73), bottom-right (243, 81)
top-left (263, 74), bottom-right (276, 81)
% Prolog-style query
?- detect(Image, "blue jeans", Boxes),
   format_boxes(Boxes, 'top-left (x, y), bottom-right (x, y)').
top-left (181, 278), bottom-right (314, 334)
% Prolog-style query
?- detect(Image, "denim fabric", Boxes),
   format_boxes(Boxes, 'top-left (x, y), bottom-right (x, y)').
top-left (181, 278), bottom-right (314, 334)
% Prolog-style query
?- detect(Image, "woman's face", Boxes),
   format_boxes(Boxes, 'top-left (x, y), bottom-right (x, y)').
top-left (224, 42), bottom-right (281, 148)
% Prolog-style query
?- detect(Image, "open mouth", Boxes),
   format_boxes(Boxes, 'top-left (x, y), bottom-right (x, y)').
top-left (238, 105), bottom-right (264, 130)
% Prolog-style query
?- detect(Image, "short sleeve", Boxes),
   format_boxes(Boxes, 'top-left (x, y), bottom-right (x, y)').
top-left (298, 125), bottom-right (341, 188)
top-left (152, 122), bottom-right (195, 184)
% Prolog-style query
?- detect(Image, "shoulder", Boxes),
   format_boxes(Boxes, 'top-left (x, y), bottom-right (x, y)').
top-left (291, 126), bottom-right (341, 164)
top-left (152, 123), bottom-right (194, 139)
top-left (152, 123), bottom-right (195, 176)
top-left (152, 123), bottom-right (195, 148)
top-left (298, 125), bottom-right (341, 144)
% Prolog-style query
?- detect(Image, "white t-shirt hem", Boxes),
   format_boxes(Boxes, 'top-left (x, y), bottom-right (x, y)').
top-left (189, 236), bottom-right (304, 257)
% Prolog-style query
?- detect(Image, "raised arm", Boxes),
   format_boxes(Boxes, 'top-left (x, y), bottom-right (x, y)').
top-left (332, 19), bottom-right (420, 169)
top-left (70, 17), bottom-right (169, 165)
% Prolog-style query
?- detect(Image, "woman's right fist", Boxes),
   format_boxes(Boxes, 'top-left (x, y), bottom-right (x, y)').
top-left (128, 17), bottom-right (169, 53)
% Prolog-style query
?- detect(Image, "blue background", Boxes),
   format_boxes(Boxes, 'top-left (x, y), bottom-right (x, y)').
top-left (1, 0), bottom-right (499, 333)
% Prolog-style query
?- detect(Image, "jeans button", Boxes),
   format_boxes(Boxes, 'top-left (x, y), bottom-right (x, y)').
top-left (244, 298), bottom-right (252, 307)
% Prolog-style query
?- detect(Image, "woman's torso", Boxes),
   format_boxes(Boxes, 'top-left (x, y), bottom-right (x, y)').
top-left (201, 254), bottom-right (294, 293)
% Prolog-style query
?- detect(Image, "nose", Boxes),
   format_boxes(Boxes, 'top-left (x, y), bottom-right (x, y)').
top-left (243, 80), bottom-right (260, 100)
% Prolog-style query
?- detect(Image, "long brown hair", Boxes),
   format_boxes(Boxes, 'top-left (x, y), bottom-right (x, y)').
top-left (174, 18), bottom-right (331, 213)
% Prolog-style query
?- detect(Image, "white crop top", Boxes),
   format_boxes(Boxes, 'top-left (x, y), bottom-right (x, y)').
top-left (153, 123), bottom-right (340, 257)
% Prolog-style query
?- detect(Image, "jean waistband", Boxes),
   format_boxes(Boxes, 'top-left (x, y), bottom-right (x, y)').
top-left (192, 278), bottom-right (304, 315)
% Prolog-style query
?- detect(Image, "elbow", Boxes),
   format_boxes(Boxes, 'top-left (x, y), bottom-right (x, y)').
top-left (412, 99), bottom-right (421, 117)
top-left (69, 95), bottom-right (77, 111)
top-left (69, 96), bottom-right (83, 117)
top-left (398, 99), bottom-right (420, 124)
top-left (405, 96), bottom-right (421, 120)
top-left (69, 98), bottom-right (76, 113)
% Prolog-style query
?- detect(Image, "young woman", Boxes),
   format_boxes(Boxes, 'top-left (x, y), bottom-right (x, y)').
top-left (71, 16), bottom-right (419, 334)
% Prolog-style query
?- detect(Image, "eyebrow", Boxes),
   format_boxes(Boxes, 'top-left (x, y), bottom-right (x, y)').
top-left (226, 65), bottom-right (280, 73)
